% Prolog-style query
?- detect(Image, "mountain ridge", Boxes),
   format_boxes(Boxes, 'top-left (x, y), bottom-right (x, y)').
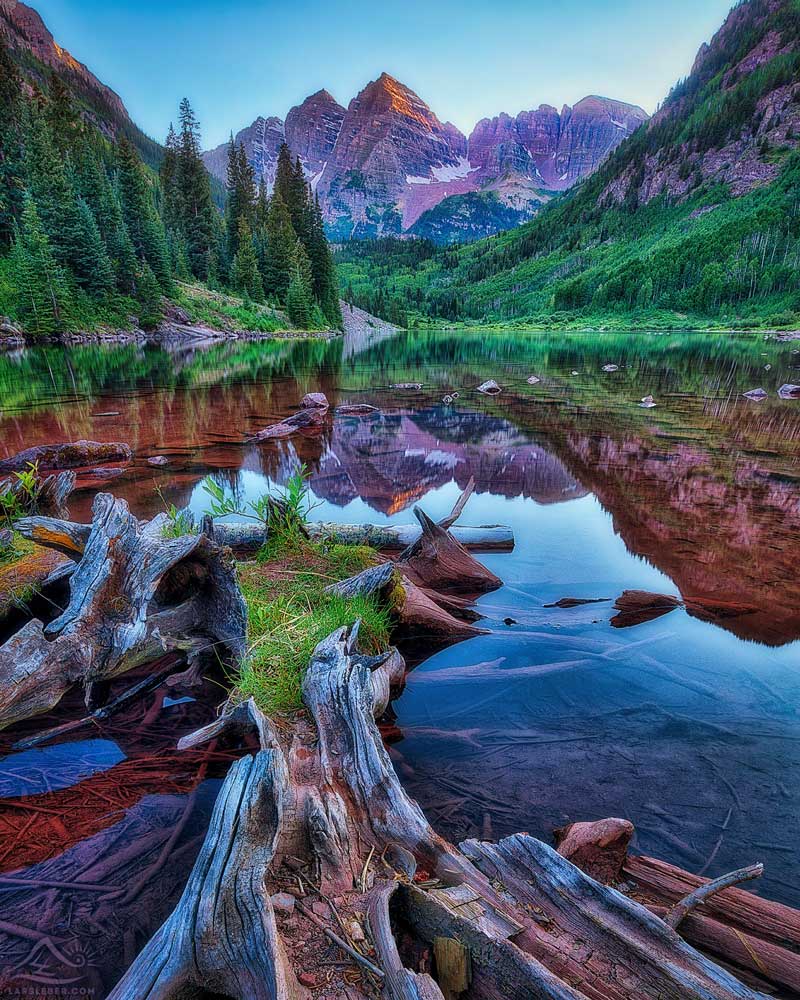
top-left (203, 73), bottom-right (647, 243)
top-left (337, 0), bottom-right (800, 327)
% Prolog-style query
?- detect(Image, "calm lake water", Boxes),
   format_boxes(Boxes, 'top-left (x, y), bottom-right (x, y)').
top-left (1, 327), bottom-right (799, 992)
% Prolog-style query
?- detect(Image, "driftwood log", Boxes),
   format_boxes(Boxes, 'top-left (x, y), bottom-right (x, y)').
top-left (114, 622), bottom-right (772, 1000)
top-left (15, 516), bottom-right (514, 556)
top-left (0, 493), bottom-right (246, 731)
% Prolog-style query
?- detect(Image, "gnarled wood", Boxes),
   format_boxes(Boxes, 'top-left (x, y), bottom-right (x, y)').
top-left (624, 854), bottom-right (800, 951)
top-left (108, 751), bottom-right (305, 1000)
top-left (461, 835), bottom-right (766, 999)
top-left (666, 864), bottom-right (765, 929)
top-left (0, 494), bottom-right (247, 731)
top-left (397, 508), bottom-right (501, 595)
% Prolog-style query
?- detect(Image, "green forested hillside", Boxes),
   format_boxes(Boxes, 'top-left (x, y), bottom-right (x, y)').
top-left (0, 30), bottom-right (342, 340)
top-left (337, 0), bottom-right (800, 330)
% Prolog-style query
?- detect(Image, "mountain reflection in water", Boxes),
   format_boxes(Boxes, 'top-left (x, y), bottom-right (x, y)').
top-left (1, 328), bottom-right (799, 919)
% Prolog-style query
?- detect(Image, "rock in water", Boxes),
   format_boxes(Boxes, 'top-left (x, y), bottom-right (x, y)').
top-left (640, 395), bottom-right (657, 408)
top-left (477, 379), bottom-right (502, 395)
top-left (301, 392), bottom-right (330, 410)
top-left (527, 375), bottom-right (541, 384)
top-left (335, 403), bottom-right (379, 416)
top-left (778, 384), bottom-right (800, 399)
top-left (743, 388), bottom-right (768, 401)
top-left (602, 364), bottom-right (619, 372)
top-left (147, 455), bottom-right (169, 467)
top-left (611, 590), bottom-right (682, 628)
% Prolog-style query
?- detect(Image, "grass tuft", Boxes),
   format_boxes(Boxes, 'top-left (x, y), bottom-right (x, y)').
top-left (236, 536), bottom-right (390, 714)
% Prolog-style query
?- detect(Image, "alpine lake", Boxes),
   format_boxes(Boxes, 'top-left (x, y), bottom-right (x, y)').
top-left (1, 326), bottom-right (799, 994)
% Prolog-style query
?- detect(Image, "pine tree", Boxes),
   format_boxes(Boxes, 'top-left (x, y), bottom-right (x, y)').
top-left (0, 36), bottom-right (24, 248)
top-left (23, 107), bottom-right (115, 298)
top-left (307, 194), bottom-right (342, 327)
top-left (286, 269), bottom-right (313, 328)
top-left (168, 230), bottom-right (191, 281)
top-left (116, 137), bottom-right (172, 290)
top-left (175, 98), bottom-right (216, 280)
top-left (136, 261), bottom-right (164, 329)
top-left (230, 216), bottom-right (263, 301)
top-left (160, 123), bottom-right (182, 233)
top-left (273, 143), bottom-right (294, 209)
top-left (46, 72), bottom-right (82, 157)
top-left (261, 192), bottom-right (295, 302)
top-left (225, 140), bottom-right (256, 262)
top-left (10, 198), bottom-right (72, 338)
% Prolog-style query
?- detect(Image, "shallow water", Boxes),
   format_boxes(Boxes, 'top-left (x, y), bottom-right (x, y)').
top-left (1, 328), bottom-right (800, 990)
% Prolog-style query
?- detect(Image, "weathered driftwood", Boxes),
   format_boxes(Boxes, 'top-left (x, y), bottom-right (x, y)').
top-left (665, 864), bottom-right (765, 930)
top-left (0, 469), bottom-right (75, 517)
top-left (108, 751), bottom-right (305, 1000)
top-left (22, 517), bottom-right (515, 556)
top-left (326, 562), bottom-right (488, 645)
top-left (0, 494), bottom-right (246, 731)
top-left (0, 440), bottom-right (133, 472)
top-left (395, 481), bottom-right (502, 596)
top-left (624, 853), bottom-right (800, 951)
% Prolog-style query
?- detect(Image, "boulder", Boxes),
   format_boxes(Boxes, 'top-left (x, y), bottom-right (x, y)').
top-left (147, 455), bottom-right (170, 467)
top-left (477, 379), bottom-right (502, 395)
top-left (301, 392), bottom-right (330, 410)
top-left (611, 589), bottom-right (682, 628)
top-left (743, 388), bottom-right (768, 401)
top-left (778, 384), bottom-right (800, 399)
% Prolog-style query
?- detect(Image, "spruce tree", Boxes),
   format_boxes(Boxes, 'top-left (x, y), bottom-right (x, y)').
top-left (160, 123), bottom-right (182, 233)
top-left (116, 137), bottom-right (172, 290)
top-left (225, 140), bottom-right (256, 262)
top-left (286, 269), bottom-right (312, 328)
top-left (11, 198), bottom-right (72, 338)
top-left (23, 107), bottom-right (115, 298)
top-left (0, 36), bottom-right (24, 248)
top-left (307, 194), bottom-right (342, 327)
top-left (230, 216), bottom-right (263, 301)
top-left (261, 192), bottom-right (295, 302)
top-left (136, 261), bottom-right (164, 329)
top-left (176, 99), bottom-right (216, 280)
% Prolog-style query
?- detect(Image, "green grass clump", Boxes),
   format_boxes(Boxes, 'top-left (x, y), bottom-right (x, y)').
top-left (236, 538), bottom-right (390, 714)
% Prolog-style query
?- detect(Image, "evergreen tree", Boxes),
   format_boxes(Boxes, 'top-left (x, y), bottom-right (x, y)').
top-left (307, 194), bottom-right (342, 327)
top-left (175, 99), bottom-right (216, 279)
top-left (136, 261), bottom-right (164, 329)
top-left (230, 216), bottom-right (263, 301)
top-left (225, 139), bottom-right (256, 262)
top-left (116, 137), bottom-right (172, 290)
top-left (168, 230), bottom-right (192, 281)
top-left (261, 192), bottom-right (295, 302)
top-left (0, 36), bottom-right (24, 248)
top-left (10, 198), bottom-right (72, 338)
top-left (273, 143), bottom-right (294, 209)
top-left (23, 107), bottom-right (114, 298)
top-left (160, 123), bottom-right (182, 233)
top-left (46, 72), bottom-right (82, 157)
top-left (286, 269), bottom-right (313, 328)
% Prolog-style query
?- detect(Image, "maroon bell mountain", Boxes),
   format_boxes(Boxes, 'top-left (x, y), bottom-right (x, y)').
top-left (203, 73), bottom-right (647, 242)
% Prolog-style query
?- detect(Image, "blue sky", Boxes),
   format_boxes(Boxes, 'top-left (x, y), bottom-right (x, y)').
top-left (32, 0), bottom-right (736, 149)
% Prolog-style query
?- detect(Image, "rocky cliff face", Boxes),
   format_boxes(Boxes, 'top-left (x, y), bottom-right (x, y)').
top-left (600, 0), bottom-right (800, 209)
top-left (0, 0), bottom-right (127, 120)
top-left (203, 75), bottom-right (647, 242)
top-left (468, 97), bottom-right (647, 190)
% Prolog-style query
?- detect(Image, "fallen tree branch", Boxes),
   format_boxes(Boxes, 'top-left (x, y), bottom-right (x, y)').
top-left (665, 864), bottom-right (765, 929)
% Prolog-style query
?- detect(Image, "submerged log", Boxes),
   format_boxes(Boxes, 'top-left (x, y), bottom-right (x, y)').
top-left (0, 440), bottom-right (132, 472)
top-left (0, 494), bottom-right (247, 731)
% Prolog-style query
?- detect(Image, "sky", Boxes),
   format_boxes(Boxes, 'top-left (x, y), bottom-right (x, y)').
top-left (30, 0), bottom-right (736, 150)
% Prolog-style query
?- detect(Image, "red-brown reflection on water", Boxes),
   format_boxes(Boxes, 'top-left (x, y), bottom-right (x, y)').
top-left (0, 667), bottom-right (246, 996)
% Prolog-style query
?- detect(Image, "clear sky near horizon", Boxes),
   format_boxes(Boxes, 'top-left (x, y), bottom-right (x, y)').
top-left (30, 0), bottom-right (736, 149)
